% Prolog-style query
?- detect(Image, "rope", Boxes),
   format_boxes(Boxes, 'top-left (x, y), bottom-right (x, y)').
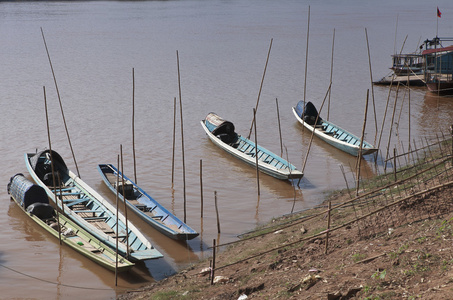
top-left (0, 262), bottom-right (126, 291)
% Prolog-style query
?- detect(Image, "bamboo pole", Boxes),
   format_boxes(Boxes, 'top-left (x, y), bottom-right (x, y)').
top-left (115, 155), bottom-right (120, 286)
top-left (200, 159), bottom-right (203, 219)
top-left (356, 89), bottom-right (369, 196)
top-left (41, 27), bottom-right (80, 178)
top-left (120, 145), bottom-right (130, 259)
top-left (275, 98), bottom-right (283, 157)
top-left (176, 51), bottom-right (187, 223)
top-left (365, 28), bottom-right (378, 145)
top-left (325, 201), bottom-right (331, 255)
top-left (302, 6), bottom-right (310, 121)
top-left (376, 77), bottom-right (394, 163)
top-left (171, 97), bottom-right (176, 185)
top-left (247, 38), bottom-right (273, 139)
top-left (43, 86), bottom-right (61, 245)
top-left (253, 108), bottom-right (260, 195)
top-left (327, 28), bottom-right (335, 121)
top-left (132, 68), bottom-right (137, 184)
top-left (384, 83), bottom-right (400, 171)
top-left (214, 191), bottom-right (220, 234)
top-left (210, 239), bottom-right (216, 285)
top-left (299, 83), bottom-right (332, 187)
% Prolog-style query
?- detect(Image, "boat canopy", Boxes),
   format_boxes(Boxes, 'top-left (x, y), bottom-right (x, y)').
top-left (295, 101), bottom-right (322, 126)
top-left (205, 112), bottom-right (238, 144)
top-left (28, 150), bottom-right (68, 186)
top-left (8, 173), bottom-right (50, 209)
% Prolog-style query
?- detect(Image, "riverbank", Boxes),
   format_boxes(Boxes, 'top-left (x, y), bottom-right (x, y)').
top-left (119, 139), bottom-right (453, 299)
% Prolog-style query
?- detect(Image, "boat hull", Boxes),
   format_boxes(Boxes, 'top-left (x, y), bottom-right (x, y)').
top-left (98, 164), bottom-right (199, 241)
top-left (8, 174), bottom-right (134, 272)
top-left (25, 150), bottom-right (163, 262)
top-left (201, 114), bottom-right (303, 180)
top-left (292, 102), bottom-right (378, 157)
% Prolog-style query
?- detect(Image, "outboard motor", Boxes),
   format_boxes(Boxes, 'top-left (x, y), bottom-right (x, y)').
top-left (8, 174), bottom-right (55, 220)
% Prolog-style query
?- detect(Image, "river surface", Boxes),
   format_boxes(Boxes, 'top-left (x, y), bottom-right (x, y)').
top-left (1, 0), bottom-right (453, 299)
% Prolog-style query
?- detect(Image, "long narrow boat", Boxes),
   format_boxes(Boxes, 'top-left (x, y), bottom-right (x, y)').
top-left (25, 150), bottom-right (163, 262)
top-left (7, 173), bottom-right (134, 272)
top-left (201, 112), bottom-right (303, 180)
top-left (292, 101), bottom-right (378, 157)
top-left (97, 164), bottom-right (199, 241)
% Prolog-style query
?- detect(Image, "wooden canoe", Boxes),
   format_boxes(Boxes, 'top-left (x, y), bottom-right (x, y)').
top-left (25, 150), bottom-right (163, 262)
top-left (292, 101), bottom-right (378, 156)
top-left (97, 164), bottom-right (199, 241)
top-left (201, 112), bottom-right (303, 180)
top-left (7, 173), bottom-right (134, 272)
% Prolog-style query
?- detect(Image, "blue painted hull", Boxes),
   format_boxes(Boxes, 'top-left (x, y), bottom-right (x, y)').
top-left (25, 150), bottom-right (163, 262)
top-left (97, 164), bottom-right (199, 241)
top-left (292, 101), bottom-right (378, 156)
top-left (201, 113), bottom-right (303, 180)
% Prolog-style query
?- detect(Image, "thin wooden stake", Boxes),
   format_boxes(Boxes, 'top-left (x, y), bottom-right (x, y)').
top-left (275, 98), bottom-right (283, 157)
top-left (43, 86), bottom-right (61, 245)
top-left (132, 68), bottom-right (137, 184)
top-left (210, 239), bottom-right (216, 285)
top-left (41, 27), bottom-right (80, 178)
top-left (365, 28), bottom-right (379, 145)
top-left (120, 145), bottom-right (130, 259)
top-left (302, 6), bottom-right (310, 120)
top-left (253, 108), bottom-right (260, 195)
top-left (200, 159), bottom-right (204, 219)
top-left (247, 38), bottom-right (273, 139)
top-left (327, 28), bottom-right (335, 121)
top-left (356, 89), bottom-right (369, 196)
top-left (171, 97), bottom-right (177, 185)
top-left (176, 51), bottom-right (187, 223)
top-left (385, 82), bottom-right (400, 171)
top-left (214, 191), bottom-right (220, 234)
top-left (325, 201), bottom-right (331, 255)
top-left (115, 155), bottom-right (120, 286)
top-left (393, 148), bottom-right (397, 182)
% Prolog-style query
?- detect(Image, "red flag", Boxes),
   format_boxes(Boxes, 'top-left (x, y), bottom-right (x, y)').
top-left (437, 7), bottom-right (442, 18)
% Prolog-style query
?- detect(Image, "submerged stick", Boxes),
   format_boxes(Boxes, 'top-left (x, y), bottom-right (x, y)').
top-left (41, 27), bottom-right (80, 178)
top-left (247, 38), bottom-right (273, 139)
top-left (214, 191), bottom-right (220, 234)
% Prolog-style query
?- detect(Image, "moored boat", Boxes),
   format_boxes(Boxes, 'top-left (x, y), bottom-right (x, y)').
top-left (25, 150), bottom-right (163, 262)
top-left (7, 173), bottom-right (134, 272)
top-left (292, 101), bottom-right (378, 156)
top-left (97, 164), bottom-right (199, 241)
top-left (201, 112), bottom-right (303, 180)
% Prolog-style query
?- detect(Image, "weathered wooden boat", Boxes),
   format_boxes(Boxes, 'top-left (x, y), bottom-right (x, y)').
top-left (97, 164), bottom-right (199, 241)
top-left (201, 112), bottom-right (303, 180)
top-left (7, 173), bottom-right (134, 272)
top-left (25, 150), bottom-right (163, 262)
top-left (292, 101), bottom-right (378, 156)
top-left (422, 40), bottom-right (453, 95)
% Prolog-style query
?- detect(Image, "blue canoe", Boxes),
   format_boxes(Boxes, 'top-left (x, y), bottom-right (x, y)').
top-left (25, 150), bottom-right (163, 262)
top-left (97, 164), bottom-right (199, 241)
top-left (292, 101), bottom-right (378, 156)
top-left (8, 173), bottom-right (134, 272)
top-left (201, 112), bottom-right (303, 180)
